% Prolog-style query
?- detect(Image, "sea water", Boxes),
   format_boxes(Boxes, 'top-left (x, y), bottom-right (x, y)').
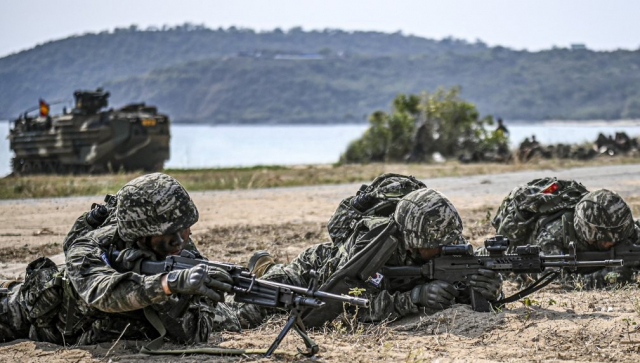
top-left (2, 121), bottom-right (640, 177)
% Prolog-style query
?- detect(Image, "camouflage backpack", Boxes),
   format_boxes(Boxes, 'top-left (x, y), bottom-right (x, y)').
top-left (62, 194), bottom-right (116, 252)
top-left (327, 173), bottom-right (426, 245)
top-left (491, 177), bottom-right (589, 246)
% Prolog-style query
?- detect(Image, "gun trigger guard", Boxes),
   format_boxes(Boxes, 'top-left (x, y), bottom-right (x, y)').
top-left (452, 281), bottom-right (467, 291)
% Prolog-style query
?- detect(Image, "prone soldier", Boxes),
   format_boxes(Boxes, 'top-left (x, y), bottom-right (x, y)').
top-left (235, 181), bottom-right (503, 328)
top-left (492, 177), bottom-right (639, 287)
top-left (0, 173), bottom-right (239, 345)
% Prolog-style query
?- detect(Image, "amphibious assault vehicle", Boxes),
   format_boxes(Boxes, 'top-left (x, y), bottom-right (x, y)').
top-left (8, 89), bottom-right (170, 175)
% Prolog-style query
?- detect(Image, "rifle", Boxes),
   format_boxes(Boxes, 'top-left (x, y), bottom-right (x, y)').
top-left (129, 251), bottom-right (369, 357)
top-left (380, 235), bottom-right (623, 312)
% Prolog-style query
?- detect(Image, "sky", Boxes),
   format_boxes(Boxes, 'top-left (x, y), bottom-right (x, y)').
top-left (1, 0), bottom-right (639, 57)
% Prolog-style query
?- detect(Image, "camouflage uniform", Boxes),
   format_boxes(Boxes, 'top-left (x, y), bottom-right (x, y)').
top-left (0, 173), bottom-right (240, 345)
top-left (236, 188), bottom-right (472, 328)
top-left (529, 189), bottom-right (638, 255)
top-left (494, 185), bottom-right (639, 287)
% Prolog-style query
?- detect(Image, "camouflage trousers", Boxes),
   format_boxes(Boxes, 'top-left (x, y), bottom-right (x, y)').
top-left (0, 257), bottom-right (240, 345)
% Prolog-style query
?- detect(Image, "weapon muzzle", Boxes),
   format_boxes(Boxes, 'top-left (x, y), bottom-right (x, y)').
top-left (342, 296), bottom-right (370, 308)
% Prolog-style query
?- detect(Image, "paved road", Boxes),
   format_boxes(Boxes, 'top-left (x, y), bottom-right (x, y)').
top-left (427, 163), bottom-right (640, 208)
top-left (2, 163), bottom-right (640, 252)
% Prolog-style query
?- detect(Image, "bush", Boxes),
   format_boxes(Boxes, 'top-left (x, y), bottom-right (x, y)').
top-left (340, 87), bottom-right (508, 163)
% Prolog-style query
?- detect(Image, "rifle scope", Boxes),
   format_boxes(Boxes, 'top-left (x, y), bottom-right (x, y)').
top-left (485, 235), bottom-right (510, 254)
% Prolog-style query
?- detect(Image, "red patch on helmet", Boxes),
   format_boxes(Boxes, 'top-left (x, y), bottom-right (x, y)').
top-left (541, 183), bottom-right (559, 194)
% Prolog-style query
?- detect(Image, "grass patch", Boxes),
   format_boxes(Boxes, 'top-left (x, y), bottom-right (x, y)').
top-left (1, 157), bottom-right (639, 199)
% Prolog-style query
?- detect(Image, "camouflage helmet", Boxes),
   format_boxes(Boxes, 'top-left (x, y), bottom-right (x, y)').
top-left (116, 173), bottom-right (199, 242)
top-left (393, 188), bottom-right (463, 249)
top-left (573, 189), bottom-right (634, 246)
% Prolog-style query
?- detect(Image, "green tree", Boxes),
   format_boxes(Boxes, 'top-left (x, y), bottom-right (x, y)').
top-left (344, 111), bottom-right (392, 162)
top-left (341, 87), bottom-right (506, 163)
top-left (421, 87), bottom-right (498, 156)
top-left (386, 94), bottom-right (419, 160)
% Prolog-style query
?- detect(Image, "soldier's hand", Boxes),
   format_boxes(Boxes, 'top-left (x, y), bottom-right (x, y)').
top-left (579, 266), bottom-right (633, 289)
top-left (116, 248), bottom-right (156, 270)
top-left (411, 280), bottom-right (459, 311)
top-left (166, 265), bottom-right (231, 301)
top-left (206, 266), bottom-right (234, 293)
top-left (469, 268), bottom-right (503, 301)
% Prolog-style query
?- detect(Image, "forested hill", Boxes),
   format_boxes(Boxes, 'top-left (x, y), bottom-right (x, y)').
top-left (2, 26), bottom-right (640, 123)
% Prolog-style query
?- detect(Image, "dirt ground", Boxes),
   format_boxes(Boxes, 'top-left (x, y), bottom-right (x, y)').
top-left (1, 163), bottom-right (640, 362)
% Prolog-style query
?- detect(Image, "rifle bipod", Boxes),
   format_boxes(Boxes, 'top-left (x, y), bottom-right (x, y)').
top-left (266, 270), bottom-right (321, 357)
top-left (266, 308), bottom-right (318, 357)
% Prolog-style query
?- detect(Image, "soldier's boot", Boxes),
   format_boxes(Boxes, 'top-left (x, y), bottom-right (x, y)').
top-left (247, 251), bottom-right (275, 278)
top-left (0, 280), bottom-right (18, 289)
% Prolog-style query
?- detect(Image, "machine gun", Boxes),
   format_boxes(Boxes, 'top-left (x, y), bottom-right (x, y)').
top-left (133, 252), bottom-right (370, 357)
top-left (381, 235), bottom-right (623, 312)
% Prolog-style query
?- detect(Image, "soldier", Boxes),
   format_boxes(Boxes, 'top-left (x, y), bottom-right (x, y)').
top-left (615, 132), bottom-right (632, 153)
top-left (236, 187), bottom-right (503, 328)
top-left (495, 118), bottom-right (509, 137)
top-left (0, 173), bottom-right (239, 345)
top-left (540, 189), bottom-right (637, 255)
top-left (518, 137), bottom-right (532, 161)
top-left (493, 179), bottom-right (638, 287)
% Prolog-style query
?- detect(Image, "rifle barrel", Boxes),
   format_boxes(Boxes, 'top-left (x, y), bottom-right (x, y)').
top-left (256, 279), bottom-right (369, 307)
top-left (540, 255), bottom-right (573, 260)
top-left (543, 259), bottom-right (623, 268)
top-left (313, 291), bottom-right (370, 308)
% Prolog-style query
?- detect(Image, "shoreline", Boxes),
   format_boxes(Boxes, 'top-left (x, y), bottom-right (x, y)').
top-left (4, 119), bottom-right (640, 126)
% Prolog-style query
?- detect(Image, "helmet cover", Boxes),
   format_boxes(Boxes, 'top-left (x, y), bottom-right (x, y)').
top-left (574, 189), bottom-right (634, 246)
top-left (394, 188), bottom-right (463, 248)
top-left (116, 173), bottom-right (198, 242)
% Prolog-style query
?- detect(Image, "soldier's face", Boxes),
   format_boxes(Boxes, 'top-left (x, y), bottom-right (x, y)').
top-left (595, 240), bottom-right (615, 251)
top-left (148, 227), bottom-right (191, 257)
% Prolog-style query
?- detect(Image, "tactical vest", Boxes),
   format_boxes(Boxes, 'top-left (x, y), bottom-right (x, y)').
top-left (491, 177), bottom-right (589, 247)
